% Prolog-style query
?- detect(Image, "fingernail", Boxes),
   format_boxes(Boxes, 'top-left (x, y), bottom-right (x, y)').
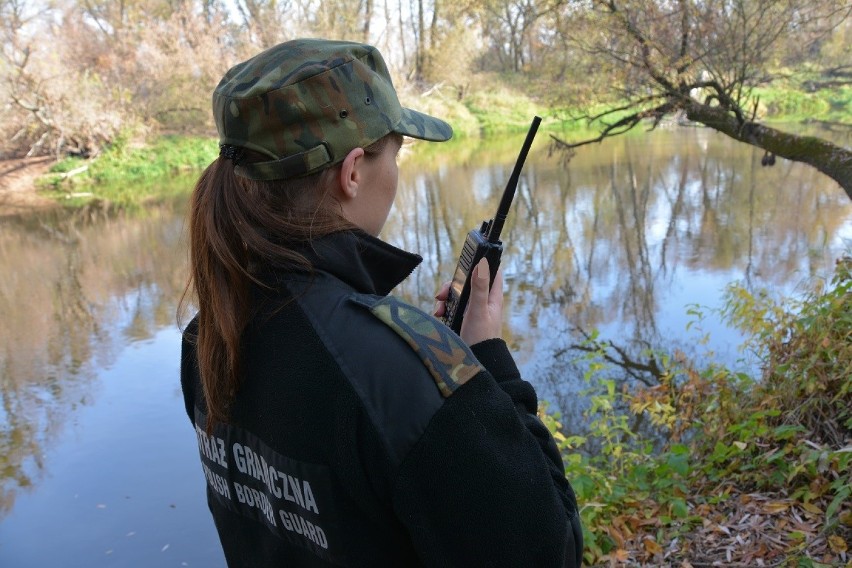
top-left (433, 301), bottom-right (441, 315)
top-left (477, 258), bottom-right (488, 281)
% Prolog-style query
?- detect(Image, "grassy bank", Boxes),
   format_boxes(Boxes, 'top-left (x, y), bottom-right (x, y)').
top-left (39, 135), bottom-right (219, 208)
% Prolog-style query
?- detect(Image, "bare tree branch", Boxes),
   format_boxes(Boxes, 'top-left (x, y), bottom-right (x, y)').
top-left (554, 0), bottom-right (852, 199)
top-left (555, 327), bottom-right (664, 387)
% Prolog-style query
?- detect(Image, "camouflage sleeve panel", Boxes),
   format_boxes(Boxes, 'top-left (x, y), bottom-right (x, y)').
top-left (368, 296), bottom-right (483, 398)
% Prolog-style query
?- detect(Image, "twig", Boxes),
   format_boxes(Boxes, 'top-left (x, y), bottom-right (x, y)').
top-left (58, 165), bottom-right (89, 179)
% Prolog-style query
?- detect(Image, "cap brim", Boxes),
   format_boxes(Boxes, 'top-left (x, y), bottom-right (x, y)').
top-left (395, 108), bottom-right (453, 142)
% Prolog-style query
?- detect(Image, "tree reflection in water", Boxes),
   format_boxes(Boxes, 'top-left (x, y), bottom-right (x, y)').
top-left (387, 126), bottom-right (852, 431)
top-left (0, 198), bottom-right (190, 518)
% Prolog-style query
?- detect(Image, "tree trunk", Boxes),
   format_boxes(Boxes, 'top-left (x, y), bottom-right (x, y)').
top-left (415, 0), bottom-right (425, 81)
top-left (397, 0), bottom-right (408, 66)
top-left (685, 103), bottom-right (852, 200)
top-left (363, 0), bottom-right (373, 42)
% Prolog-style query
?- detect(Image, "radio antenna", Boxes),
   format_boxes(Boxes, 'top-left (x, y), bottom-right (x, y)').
top-left (486, 115), bottom-right (541, 243)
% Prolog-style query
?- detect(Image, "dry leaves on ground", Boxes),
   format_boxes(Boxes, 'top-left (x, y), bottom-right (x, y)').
top-left (595, 488), bottom-right (851, 567)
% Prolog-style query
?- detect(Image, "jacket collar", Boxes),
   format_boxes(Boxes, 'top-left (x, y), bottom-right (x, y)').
top-left (296, 230), bottom-right (422, 296)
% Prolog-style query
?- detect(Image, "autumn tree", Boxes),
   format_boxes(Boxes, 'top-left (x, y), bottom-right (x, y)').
top-left (551, 0), bottom-right (852, 199)
top-left (0, 0), bottom-right (246, 158)
top-left (400, 0), bottom-right (477, 84)
top-left (477, 0), bottom-right (564, 72)
top-left (0, 0), bottom-right (133, 158)
top-left (130, 4), bottom-right (239, 132)
top-left (302, 0), bottom-right (374, 42)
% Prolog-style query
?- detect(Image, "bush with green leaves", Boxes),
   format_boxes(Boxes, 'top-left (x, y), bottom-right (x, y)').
top-left (542, 256), bottom-right (851, 564)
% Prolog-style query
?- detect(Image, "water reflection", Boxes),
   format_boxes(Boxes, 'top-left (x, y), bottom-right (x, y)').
top-left (0, 198), bottom-right (191, 519)
top-left (386, 127), bottom-right (852, 409)
top-left (0, 128), bottom-right (849, 560)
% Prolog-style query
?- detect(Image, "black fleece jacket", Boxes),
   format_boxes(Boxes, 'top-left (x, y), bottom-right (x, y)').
top-left (181, 230), bottom-right (583, 567)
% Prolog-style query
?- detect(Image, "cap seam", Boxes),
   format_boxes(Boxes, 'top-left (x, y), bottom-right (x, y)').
top-left (215, 54), bottom-right (364, 101)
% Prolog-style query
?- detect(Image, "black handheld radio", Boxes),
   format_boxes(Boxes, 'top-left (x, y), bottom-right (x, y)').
top-left (442, 115), bottom-right (541, 333)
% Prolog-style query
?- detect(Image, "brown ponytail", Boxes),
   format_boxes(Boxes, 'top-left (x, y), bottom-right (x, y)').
top-left (178, 152), bottom-right (357, 430)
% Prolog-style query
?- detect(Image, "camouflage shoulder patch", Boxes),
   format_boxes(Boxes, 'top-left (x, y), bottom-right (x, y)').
top-left (367, 296), bottom-right (483, 397)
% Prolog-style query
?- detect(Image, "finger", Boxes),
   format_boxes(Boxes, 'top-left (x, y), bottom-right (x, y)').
top-left (459, 258), bottom-right (500, 345)
top-left (467, 258), bottom-right (490, 315)
top-left (433, 300), bottom-right (445, 318)
top-left (434, 281), bottom-right (451, 302)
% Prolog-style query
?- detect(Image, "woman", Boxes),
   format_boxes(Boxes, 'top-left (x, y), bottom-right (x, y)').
top-left (180, 38), bottom-right (583, 567)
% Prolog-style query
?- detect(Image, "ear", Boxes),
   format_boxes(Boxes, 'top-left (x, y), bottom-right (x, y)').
top-left (337, 147), bottom-right (366, 200)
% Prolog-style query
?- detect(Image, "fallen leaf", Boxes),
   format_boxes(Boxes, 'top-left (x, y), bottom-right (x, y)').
top-left (763, 501), bottom-right (789, 514)
top-left (800, 502), bottom-right (822, 515)
top-left (643, 538), bottom-right (663, 555)
top-left (605, 526), bottom-right (626, 548)
top-left (827, 535), bottom-right (847, 553)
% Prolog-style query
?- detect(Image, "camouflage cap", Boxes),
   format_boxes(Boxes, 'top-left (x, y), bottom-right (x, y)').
top-left (213, 38), bottom-right (454, 181)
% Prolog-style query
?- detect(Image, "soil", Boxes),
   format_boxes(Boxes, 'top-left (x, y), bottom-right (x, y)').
top-left (0, 156), bottom-right (59, 217)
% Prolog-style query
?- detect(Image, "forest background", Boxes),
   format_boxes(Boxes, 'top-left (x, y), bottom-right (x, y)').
top-left (1, 0), bottom-right (851, 566)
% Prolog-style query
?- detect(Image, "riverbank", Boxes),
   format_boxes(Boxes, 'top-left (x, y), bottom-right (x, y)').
top-left (0, 156), bottom-right (58, 216)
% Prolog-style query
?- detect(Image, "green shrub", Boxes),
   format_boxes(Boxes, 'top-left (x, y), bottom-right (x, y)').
top-left (546, 257), bottom-right (851, 565)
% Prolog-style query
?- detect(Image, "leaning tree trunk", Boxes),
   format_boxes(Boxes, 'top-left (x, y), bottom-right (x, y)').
top-left (685, 102), bottom-right (852, 200)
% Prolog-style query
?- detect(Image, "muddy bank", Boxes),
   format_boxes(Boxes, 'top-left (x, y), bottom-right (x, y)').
top-left (0, 156), bottom-right (58, 217)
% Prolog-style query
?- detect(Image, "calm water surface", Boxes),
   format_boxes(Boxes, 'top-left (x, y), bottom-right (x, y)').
top-left (1, 127), bottom-right (850, 566)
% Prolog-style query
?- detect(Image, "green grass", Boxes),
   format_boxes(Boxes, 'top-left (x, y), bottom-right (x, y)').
top-left (401, 81), bottom-right (556, 137)
top-left (462, 88), bottom-right (544, 134)
top-left (754, 87), bottom-right (834, 120)
top-left (753, 69), bottom-right (851, 122)
top-left (84, 134), bottom-right (217, 183)
top-left (40, 134), bottom-right (217, 208)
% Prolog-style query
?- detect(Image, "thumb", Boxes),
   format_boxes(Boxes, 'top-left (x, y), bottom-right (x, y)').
top-left (469, 258), bottom-right (490, 309)
top-left (459, 258), bottom-right (500, 346)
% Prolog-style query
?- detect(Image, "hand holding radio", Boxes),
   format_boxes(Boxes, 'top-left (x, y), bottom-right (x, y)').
top-left (435, 258), bottom-right (504, 346)
top-left (441, 115), bottom-right (541, 334)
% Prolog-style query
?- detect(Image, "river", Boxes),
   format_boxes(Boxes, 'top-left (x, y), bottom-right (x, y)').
top-left (1, 126), bottom-right (850, 567)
